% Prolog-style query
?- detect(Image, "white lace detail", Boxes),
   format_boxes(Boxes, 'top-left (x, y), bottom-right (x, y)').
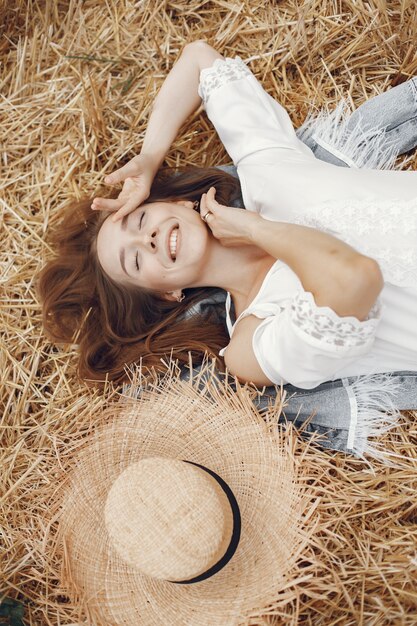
top-left (291, 292), bottom-right (381, 348)
top-left (198, 57), bottom-right (252, 103)
top-left (290, 199), bottom-right (417, 287)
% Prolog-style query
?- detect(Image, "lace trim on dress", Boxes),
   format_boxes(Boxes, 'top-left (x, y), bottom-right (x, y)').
top-left (198, 57), bottom-right (252, 103)
top-left (291, 292), bottom-right (381, 348)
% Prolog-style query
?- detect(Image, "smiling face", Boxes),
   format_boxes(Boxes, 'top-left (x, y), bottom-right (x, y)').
top-left (96, 200), bottom-right (210, 298)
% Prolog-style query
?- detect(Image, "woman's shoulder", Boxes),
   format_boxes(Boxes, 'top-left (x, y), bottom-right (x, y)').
top-left (223, 314), bottom-right (273, 387)
top-left (221, 260), bottom-right (301, 386)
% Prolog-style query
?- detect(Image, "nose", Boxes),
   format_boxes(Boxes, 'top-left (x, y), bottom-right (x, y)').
top-left (135, 228), bottom-right (158, 251)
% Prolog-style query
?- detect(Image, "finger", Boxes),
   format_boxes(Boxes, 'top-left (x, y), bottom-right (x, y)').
top-left (199, 193), bottom-right (207, 218)
top-left (200, 193), bottom-right (213, 220)
top-left (91, 197), bottom-right (124, 211)
top-left (199, 194), bottom-right (214, 225)
top-left (205, 186), bottom-right (219, 208)
top-left (104, 160), bottom-right (140, 185)
top-left (111, 198), bottom-right (143, 222)
top-left (200, 193), bottom-right (210, 224)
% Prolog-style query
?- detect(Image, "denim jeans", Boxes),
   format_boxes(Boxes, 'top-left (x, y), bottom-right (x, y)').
top-left (302, 76), bottom-right (417, 165)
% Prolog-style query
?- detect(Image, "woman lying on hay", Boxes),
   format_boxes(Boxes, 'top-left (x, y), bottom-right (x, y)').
top-left (39, 41), bottom-right (417, 459)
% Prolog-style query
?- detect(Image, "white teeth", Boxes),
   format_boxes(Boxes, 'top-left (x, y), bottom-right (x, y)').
top-left (169, 227), bottom-right (178, 260)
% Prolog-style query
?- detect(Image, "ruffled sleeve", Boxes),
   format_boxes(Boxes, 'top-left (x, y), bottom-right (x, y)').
top-left (252, 292), bottom-right (382, 389)
top-left (198, 57), bottom-right (313, 166)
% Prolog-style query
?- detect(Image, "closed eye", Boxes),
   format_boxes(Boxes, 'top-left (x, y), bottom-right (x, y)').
top-left (135, 211), bottom-right (145, 271)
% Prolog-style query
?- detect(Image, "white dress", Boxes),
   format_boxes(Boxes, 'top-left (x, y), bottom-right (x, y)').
top-left (199, 57), bottom-right (417, 390)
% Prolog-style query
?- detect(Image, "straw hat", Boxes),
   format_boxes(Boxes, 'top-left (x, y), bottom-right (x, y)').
top-left (58, 371), bottom-right (315, 626)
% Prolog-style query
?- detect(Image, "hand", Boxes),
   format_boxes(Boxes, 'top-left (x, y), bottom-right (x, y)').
top-left (91, 153), bottom-right (157, 222)
top-left (199, 187), bottom-right (260, 246)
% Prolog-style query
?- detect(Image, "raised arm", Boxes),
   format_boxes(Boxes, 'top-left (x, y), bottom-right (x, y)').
top-left (201, 188), bottom-right (383, 320)
top-left (139, 41), bottom-right (222, 176)
top-left (93, 41), bottom-right (222, 220)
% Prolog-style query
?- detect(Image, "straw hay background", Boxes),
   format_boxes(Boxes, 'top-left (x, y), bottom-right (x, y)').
top-left (1, 0), bottom-right (417, 624)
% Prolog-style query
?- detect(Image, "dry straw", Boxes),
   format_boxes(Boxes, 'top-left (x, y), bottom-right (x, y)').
top-left (1, 0), bottom-right (417, 624)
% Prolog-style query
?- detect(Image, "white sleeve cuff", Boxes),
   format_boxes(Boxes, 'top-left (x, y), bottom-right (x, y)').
top-left (198, 57), bottom-right (252, 104)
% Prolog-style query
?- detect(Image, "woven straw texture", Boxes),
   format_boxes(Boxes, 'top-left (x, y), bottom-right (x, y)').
top-left (58, 373), bottom-right (312, 625)
top-left (1, 1), bottom-right (417, 624)
top-left (103, 457), bottom-right (235, 581)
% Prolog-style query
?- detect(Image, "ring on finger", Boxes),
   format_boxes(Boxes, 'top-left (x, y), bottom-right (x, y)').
top-left (202, 211), bottom-right (212, 223)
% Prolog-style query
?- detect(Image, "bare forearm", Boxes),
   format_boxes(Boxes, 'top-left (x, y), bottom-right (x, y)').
top-left (141, 41), bottom-right (222, 173)
top-left (251, 218), bottom-right (383, 319)
top-left (94, 43), bottom-right (222, 221)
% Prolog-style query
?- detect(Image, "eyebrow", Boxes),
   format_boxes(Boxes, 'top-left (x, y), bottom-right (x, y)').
top-left (119, 248), bottom-right (129, 276)
top-left (119, 213), bottom-right (130, 275)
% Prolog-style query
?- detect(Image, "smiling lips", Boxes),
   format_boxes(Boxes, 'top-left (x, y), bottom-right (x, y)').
top-left (169, 226), bottom-right (179, 261)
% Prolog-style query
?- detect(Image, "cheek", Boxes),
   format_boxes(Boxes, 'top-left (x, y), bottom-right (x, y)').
top-left (140, 266), bottom-right (170, 291)
top-left (185, 226), bottom-right (206, 257)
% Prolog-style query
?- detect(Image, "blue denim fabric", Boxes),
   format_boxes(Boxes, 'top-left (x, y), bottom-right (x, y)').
top-left (256, 371), bottom-right (417, 452)
top-left (303, 76), bottom-right (417, 165)
top-left (180, 364), bottom-right (417, 455)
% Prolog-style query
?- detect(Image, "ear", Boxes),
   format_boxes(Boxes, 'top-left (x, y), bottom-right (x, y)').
top-left (171, 199), bottom-right (194, 210)
top-left (163, 289), bottom-right (183, 302)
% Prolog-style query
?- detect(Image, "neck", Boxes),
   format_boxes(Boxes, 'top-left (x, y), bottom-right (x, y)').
top-left (190, 237), bottom-right (275, 306)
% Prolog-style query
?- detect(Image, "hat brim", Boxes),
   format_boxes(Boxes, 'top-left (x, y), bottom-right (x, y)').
top-left (59, 372), bottom-right (314, 626)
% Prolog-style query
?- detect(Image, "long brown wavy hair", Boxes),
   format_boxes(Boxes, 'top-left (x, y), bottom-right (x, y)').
top-left (38, 167), bottom-right (241, 385)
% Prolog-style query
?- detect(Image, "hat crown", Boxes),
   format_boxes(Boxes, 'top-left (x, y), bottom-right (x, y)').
top-left (104, 457), bottom-right (234, 581)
